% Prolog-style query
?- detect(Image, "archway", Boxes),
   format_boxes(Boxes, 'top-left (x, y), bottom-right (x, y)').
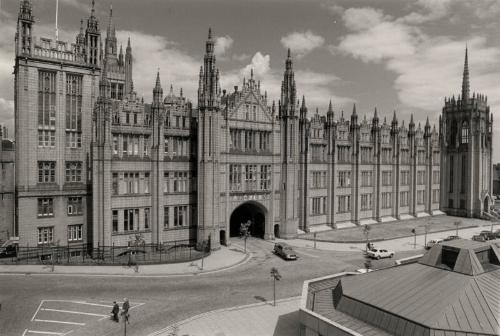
top-left (230, 202), bottom-right (266, 238)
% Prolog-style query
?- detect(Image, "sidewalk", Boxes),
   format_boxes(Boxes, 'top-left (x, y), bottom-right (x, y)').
top-left (301, 215), bottom-right (493, 243)
top-left (280, 223), bottom-right (500, 253)
top-left (149, 297), bottom-right (300, 336)
top-left (0, 245), bottom-right (250, 276)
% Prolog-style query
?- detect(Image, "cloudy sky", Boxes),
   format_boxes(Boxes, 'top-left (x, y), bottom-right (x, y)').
top-left (0, 0), bottom-right (499, 161)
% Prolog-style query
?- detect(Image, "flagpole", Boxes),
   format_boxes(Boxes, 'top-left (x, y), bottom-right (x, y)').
top-left (55, 0), bottom-right (59, 42)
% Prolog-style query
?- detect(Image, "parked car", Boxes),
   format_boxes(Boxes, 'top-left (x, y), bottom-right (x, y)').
top-left (273, 243), bottom-right (297, 260)
top-left (425, 239), bottom-right (443, 250)
top-left (472, 234), bottom-right (487, 242)
top-left (367, 248), bottom-right (394, 260)
top-left (0, 242), bottom-right (17, 259)
top-left (443, 235), bottom-right (461, 241)
top-left (478, 231), bottom-right (496, 241)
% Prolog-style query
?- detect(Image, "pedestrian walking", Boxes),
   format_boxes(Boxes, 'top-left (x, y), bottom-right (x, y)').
top-left (121, 298), bottom-right (130, 324)
top-left (111, 301), bottom-right (119, 322)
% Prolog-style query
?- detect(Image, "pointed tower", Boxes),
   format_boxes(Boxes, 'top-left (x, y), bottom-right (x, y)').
top-left (150, 71), bottom-right (165, 245)
top-left (298, 96), bottom-right (309, 232)
top-left (197, 28), bottom-right (222, 249)
top-left (85, 0), bottom-right (101, 66)
top-left (124, 37), bottom-right (134, 95)
top-left (105, 5), bottom-right (117, 57)
top-left (279, 49), bottom-right (300, 237)
top-left (92, 60), bottom-right (113, 247)
top-left (441, 48), bottom-right (493, 218)
top-left (16, 0), bottom-right (35, 56)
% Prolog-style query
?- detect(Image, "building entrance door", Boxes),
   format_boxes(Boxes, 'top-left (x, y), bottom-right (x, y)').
top-left (230, 202), bottom-right (266, 238)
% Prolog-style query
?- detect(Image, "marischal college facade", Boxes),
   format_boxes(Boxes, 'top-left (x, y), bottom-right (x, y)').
top-left (9, 1), bottom-right (493, 249)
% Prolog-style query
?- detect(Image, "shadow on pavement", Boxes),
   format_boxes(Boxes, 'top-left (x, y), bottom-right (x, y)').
top-left (273, 310), bottom-right (300, 336)
top-left (254, 295), bottom-right (267, 303)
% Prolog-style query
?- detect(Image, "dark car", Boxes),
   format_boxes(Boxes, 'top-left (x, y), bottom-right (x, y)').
top-left (0, 243), bottom-right (17, 258)
top-left (273, 243), bottom-right (297, 260)
top-left (443, 235), bottom-right (461, 241)
top-left (473, 231), bottom-right (496, 241)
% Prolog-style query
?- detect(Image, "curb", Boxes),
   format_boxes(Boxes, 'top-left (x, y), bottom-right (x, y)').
top-left (0, 248), bottom-right (252, 278)
top-left (146, 296), bottom-right (300, 336)
top-left (299, 225), bottom-right (479, 244)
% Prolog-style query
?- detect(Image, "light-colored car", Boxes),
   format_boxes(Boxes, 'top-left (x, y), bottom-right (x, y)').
top-left (367, 248), bottom-right (394, 260)
top-left (425, 239), bottom-right (443, 250)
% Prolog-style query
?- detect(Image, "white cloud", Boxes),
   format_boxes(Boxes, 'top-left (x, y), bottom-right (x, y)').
top-left (116, 30), bottom-right (200, 102)
top-left (60, 0), bottom-right (91, 12)
top-left (214, 35), bottom-right (234, 57)
top-left (280, 31), bottom-right (325, 57)
top-left (342, 7), bottom-right (388, 31)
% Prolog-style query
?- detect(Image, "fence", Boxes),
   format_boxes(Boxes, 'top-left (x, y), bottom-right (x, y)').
top-left (0, 239), bottom-right (210, 266)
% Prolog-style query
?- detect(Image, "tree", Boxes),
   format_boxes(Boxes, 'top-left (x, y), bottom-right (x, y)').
top-left (362, 225), bottom-right (372, 252)
top-left (240, 220), bottom-right (251, 253)
top-left (270, 267), bottom-right (282, 307)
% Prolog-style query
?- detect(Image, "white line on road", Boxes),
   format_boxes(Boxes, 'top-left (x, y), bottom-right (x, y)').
top-left (31, 300), bottom-right (45, 321)
top-left (40, 308), bottom-right (108, 317)
top-left (24, 330), bottom-right (67, 335)
top-left (43, 300), bottom-right (112, 308)
top-left (34, 319), bottom-right (85, 326)
top-left (298, 250), bottom-right (319, 258)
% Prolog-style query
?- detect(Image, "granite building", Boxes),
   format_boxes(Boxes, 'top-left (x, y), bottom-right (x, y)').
top-left (13, 1), bottom-right (444, 249)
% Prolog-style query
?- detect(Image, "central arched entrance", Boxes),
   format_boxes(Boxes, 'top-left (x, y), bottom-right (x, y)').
top-left (230, 202), bottom-right (266, 238)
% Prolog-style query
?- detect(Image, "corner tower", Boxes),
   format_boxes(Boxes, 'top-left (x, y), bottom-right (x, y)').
top-left (279, 49), bottom-right (299, 238)
top-left (197, 28), bottom-right (222, 249)
top-left (440, 48), bottom-right (493, 218)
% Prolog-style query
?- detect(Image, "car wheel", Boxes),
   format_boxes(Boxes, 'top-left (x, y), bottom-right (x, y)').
top-left (376, 256), bottom-right (381, 260)
top-left (390, 254), bottom-right (394, 258)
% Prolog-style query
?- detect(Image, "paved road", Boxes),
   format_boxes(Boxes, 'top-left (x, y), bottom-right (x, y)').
top-left (0, 238), bottom-right (415, 336)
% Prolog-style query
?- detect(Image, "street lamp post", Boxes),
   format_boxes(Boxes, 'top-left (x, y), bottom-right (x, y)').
top-left (240, 221), bottom-right (251, 253)
top-left (270, 267), bottom-right (282, 307)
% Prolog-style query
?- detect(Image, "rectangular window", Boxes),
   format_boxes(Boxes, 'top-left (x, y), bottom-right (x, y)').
top-left (361, 171), bottom-right (373, 187)
top-left (401, 171), bottom-right (409, 186)
top-left (143, 136), bottom-right (150, 157)
top-left (164, 207), bottom-right (169, 228)
top-left (68, 224), bottom-right (83, 242)
top-left (361, 194), bottom-right (372, 210)
top-left (337, 146), bottom-right (350, 163)
top-left (38, 71), bottom-right (56, 130)
top-left (311, 197), bottom-right (326, 215)
top-left (37, 198), bottom-right (54, 217)
top-left (382, 171), bottom-right (392, 186)
top-left (67, 197), bottom-right (83, 216)
top-left (112, 173), bottom-right (118, 195)
top-left (164, 172), bottom-right (170, 193)
top-left (65, 161), bottom-right (82, 183)
top-left (123, 209), bottom-right (139, 231)
top-left (433, 171), bottom-right (440, 184)
top-left (144, 172), bottom-right (150, 194)
top-left (381, 148), bottom-right (392, 164)
top-left (38, 161), bottom-right (56, 183)
top-left (381, 192), bottom-right (392, 209)
top-left (245, 165), bottom-right (257, 191)
top-left (360, 147), bottom-right (372, 163)
top-left (113, 135), bottom-right (118, 155)
top-left (38, 227), bottom-right (54, 245)
top-left (337, 195), bottom-right (351, 213)
top-left (417, 170), bottom-right (426, 185)
top-left (38, 130), bottom-right (56, 147)
top-left (432, 189), bottom-right (440, 203)
top-left (229, 165), bottom-right (242, 191)
top-left (65, 74), bottom-right (82, 148)
top-left (400, 191), bottom-right (409, 207)
top-left (417, 190), bottom-right (425, 205)
top-left (144, 208), bottom-right (150, 230)
top-left (338, 171), bottom-right (351, 188)
top-left (112, 210), bottom-right (118, 232)
top-left (260, 165), bottom-right (271, 190)
top-left (173, 205), bottom-right (188, 227)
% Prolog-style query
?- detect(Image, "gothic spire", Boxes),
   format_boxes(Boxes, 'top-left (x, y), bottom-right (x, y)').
top-left (328, 100), bottom-right (333, 113)
top-left (153, 71), bottom-right (163, 103)
top-left (280, 49), bottom-right (296, 117)
top-left (462, 46), bottom-right (470, 102)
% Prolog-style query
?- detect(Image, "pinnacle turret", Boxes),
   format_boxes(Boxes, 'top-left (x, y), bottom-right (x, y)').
top-left (153, 71), bottom-right (163, 103)
top-left (462, 46), bottom-right (470, 103)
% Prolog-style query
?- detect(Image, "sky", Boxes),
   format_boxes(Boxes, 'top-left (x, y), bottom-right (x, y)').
top-left (0, 0), bottom-right (499, 162)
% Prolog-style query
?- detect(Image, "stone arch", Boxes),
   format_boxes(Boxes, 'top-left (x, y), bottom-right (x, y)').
top-left (229, 201), bottom-right (268, 239)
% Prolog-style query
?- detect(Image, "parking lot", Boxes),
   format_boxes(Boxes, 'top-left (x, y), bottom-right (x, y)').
top-left (23, 299), bottom-right (144, 336)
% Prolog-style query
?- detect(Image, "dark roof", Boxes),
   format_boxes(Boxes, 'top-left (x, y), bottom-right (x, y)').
top-left (339, 263), bottom-right (500, 335)
top-left (1, 139), bottom-right (14, 150)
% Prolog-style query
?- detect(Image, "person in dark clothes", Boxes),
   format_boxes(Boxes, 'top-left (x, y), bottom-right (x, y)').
top-left (111, 301), bottom-right (119, 322)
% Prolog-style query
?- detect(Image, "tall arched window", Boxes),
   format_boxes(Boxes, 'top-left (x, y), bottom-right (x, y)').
top-left (461, 121), bottom-right (469, 144)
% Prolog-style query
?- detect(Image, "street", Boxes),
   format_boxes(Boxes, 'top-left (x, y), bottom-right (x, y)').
top-left (0, 238), bottom-right (414, 336)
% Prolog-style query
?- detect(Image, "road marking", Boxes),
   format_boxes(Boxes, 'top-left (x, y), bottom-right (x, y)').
top-left (298, 250), bottom-right (319, 258)
top-left (31, 300), bottom-right (45, 321)
top-left (24, 330), bottom-right (68, 335)
top-left (34, 319), bottom-right (85, 326)
top-left (43, 300), bottom-right (112, 308)
top-left (40, 308), bottom-right (108, 317)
